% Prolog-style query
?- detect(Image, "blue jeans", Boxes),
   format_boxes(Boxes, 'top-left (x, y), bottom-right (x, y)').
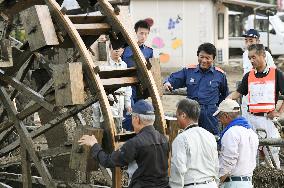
top-left (220, 181), bottom-right (253, 188)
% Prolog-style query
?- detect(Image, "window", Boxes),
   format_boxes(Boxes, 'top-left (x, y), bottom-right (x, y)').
top-left (218, 13), bottom-right (224, 39)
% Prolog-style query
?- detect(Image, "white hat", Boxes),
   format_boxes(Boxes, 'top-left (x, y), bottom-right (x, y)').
top-left (213, 99), bottom-right (240, 116)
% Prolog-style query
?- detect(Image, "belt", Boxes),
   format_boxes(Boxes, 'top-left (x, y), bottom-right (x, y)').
top-left (250, 112), bottom-right (267, 116)
top-left (184, 179), bottom-right (214, 186)
top-left (224, 176), bottom-right (252, 182)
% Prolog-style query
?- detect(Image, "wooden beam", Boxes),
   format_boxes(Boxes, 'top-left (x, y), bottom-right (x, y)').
top-left (68, 15), bottom-right (106, 24)
top-left (0, 96), bottom-right (98, 157)
top-left (101, 77), bottom-right (138, 88)
top-left (0, 87), bottom-right (56, 187)
top-left (20, 143), bottom-right (32, 188)
top-left (0, 70), bottom-right (55, 112)
top-left (96, 66), bottom-right (136, 79)
top-left (74, 23), bottom-right (111, 36)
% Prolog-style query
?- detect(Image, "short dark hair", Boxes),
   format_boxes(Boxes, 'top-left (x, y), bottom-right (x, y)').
top-left (197, 43), bottom-right (216, 59)
top-left (247, 44), bottom-right (265, 55)
top-left (134, 20), bottom-right (150, 32)
top-left (177, 99), bottom-right (200, 122)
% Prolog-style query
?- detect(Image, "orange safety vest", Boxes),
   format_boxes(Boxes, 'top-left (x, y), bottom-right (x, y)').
top-left (248, 68), bottom-right (276, 113)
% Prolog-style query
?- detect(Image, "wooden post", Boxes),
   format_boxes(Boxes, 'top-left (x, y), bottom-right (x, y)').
top-left (20, 143), bottom-right (32, 188)
top-left (53, 63), bottom-right (85, 106)
top-left (149, 58), bottom-right (163, 97)
top-left (20, 5), bottom-right (59, 51)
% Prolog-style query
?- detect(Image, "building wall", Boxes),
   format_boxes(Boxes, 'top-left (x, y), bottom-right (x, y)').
top-left (129, 0), bottom-right (228, 70)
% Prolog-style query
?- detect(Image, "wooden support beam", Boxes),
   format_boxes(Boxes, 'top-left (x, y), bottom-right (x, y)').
top-left (101, 77), bottom-right (138, 88)
top-left (0, 87), bottom-right (56, 187)
top-left (259, 138), bottom-right (284, 147)
top-left (96, 66), bottom-right (136, 79)
top-left (0, 96), bottom-right (98, 157)
top-left (68, 15), bottom-right (106, 24)
top-left (74, 23), bottom-right (111, 36)
top-left (0, 70), bottom-right (55, 112)
top-left (20, 143), bottom-right (32, 188)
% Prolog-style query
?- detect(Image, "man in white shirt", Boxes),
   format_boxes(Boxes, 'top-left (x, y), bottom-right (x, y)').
top-left (92, 43), bottom-right (132, 132)
top-left (213, 99), bottom-right (259, 188)
top-left (170, 99), bottom-right (218, 188)
top-left (241, 29), bottom-right (275, 119)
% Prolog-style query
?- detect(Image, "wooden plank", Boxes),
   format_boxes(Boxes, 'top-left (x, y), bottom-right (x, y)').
top-left (0, 96), bottom-right (98, 157)
top-left (96, 66), bottom-right (136, 79)
top-left (0, 39), bottom-right (13, 67)
top-left (149, 58), bottom-right (163, 97)
top-left (101, 77), bottom-right (138, 88)
top-left (98, 0), bottom-right (166, 136)
top-left (20, 5), bottom-right (59, 51)
top-left (68, 15), bottom-right (106, 24)
top-left (0, 70), bottom-right (55, 112)
top-left (53, 63), bottom-right (84, 106)
top-left (74, 23), bottom-right (111, 36)
top-left (0, 87), bottom-right (56, 188)
top-left (70, 127), bottom-right (103, 172)
top-left (20, 143), bottom-right (32, 188)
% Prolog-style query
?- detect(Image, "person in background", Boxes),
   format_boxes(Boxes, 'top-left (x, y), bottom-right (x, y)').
top-left (92, 43), bottom-right (132, 132)
top-left (164, 43), bottom-right (229, 135)
top-left (241, 29), bottom-right (275, 119)
top-left (214, 99), bottom-right (259, 188)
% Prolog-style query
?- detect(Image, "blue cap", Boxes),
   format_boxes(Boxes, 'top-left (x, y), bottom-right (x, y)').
top-left (132, 100), bottom-right (154, 115)
top-left (242, 29), bottom-right (260, 38)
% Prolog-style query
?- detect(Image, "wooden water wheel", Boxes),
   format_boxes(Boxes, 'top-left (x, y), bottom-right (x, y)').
top-left (0, 0), bottom-right (165, 187)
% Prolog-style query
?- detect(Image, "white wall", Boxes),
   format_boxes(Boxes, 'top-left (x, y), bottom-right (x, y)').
top-left (130, 0), bottom-right (218, 69)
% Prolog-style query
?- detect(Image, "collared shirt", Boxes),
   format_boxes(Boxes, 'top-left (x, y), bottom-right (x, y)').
top-left (122, 44), bottom-right (153, 68)
top-left (219, 126), bottom-right (259, 177)
top-left (237, 68), bottom-right (284, 102)
top-left (92, 125), bottom-right (169, 188)
top-left (242, 50), bottom-right (275, 75)
top-left (164, 65), bottom-right (229, 105)
top-left (170, 126), bottom-right (219, 188)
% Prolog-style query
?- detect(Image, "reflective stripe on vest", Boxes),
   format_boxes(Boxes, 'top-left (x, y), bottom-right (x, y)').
top-left (248, 68), bottom-right (276, 113)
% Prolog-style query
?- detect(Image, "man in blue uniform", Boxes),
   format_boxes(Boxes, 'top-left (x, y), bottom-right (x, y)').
top-left (122, 19), bottom-right (153, 69)
top-left (122, 20), bottom-right (153, 130)
top-left (164, 43), bottom-right (229, 135)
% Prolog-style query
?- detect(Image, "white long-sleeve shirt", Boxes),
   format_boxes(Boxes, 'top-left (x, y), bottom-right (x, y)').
top-left (242, 50), bottom-right (275, 75)
top-left (170, 126), bottom-right (219, 188)
top-left (219, 126), bottom-right (259, 177)
top-left (92, 58), bottom-right (132, 125)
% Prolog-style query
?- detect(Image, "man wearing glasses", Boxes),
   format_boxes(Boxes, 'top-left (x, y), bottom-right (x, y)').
top-left (164, 43), bottom-right (229, 135)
